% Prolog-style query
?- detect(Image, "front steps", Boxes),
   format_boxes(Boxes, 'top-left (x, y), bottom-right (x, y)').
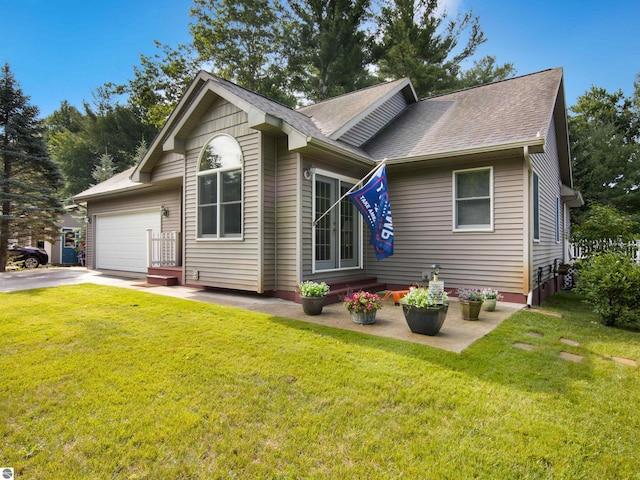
top-left (324, 276), bottom-right (387, 305)
top-left (147, 266), bottom-right (182, 286)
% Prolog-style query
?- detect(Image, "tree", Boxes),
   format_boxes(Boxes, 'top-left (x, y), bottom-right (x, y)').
top-left (45, 102), bottom-right (157, 197)
top-left (191, 0), bottom-right (296, 105)
top-left (374, 0), bottom-right (512, 98)
top-left (569, 80), bottom-right (640, 222)
top-left (92, 151), bottom-right (116, 184)
top-left (288, 0), bottom-right (375, 102)
top-left (0, 63), bottom-right (65, 272)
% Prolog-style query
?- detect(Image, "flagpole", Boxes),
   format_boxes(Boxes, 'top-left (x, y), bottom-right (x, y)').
top-left (312, 159), bottom-right (387, 227)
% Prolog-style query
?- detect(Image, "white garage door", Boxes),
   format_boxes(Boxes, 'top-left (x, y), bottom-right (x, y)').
top-left (95, 209), bottom-right (161, 273)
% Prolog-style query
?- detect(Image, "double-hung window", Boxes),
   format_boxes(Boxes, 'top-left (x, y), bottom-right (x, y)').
top-left (453, 167), bottom-right (493, 231)
top-left (197, 135), bottom-right (243, 239)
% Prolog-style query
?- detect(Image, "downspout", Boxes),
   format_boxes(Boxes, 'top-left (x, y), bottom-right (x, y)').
top-left (182, 151), bottom-right (187, 285)
top-left (523, 146), bottom-right (533, 305)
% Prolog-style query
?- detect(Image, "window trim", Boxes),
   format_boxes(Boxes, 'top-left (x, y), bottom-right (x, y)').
top-left (311, 168), bottom-right (363, 273)
top-left (452, 166), bottom-right (494, 232)
top-left (533, 171), bottom-right (540, 242)
top-left (196, 133), bottom-right (244, 241)
top-left (555, 196), bottom-right (561, 244)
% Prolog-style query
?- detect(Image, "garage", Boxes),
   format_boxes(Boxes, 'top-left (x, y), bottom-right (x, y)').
top-left (95, 209), bottom-right (161, 273)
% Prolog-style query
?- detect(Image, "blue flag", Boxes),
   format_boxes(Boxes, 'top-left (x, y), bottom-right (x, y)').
top-left (348, 165), bottom-right (394, 260)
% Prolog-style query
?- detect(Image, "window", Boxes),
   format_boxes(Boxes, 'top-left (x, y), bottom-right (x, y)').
top-left (555, 196), bottom-right (561, 243)
top-left (533, 172), bottom-right (540, 241)
top-left (453, 167), bottom-right (493, 231)
top-left (197, 135), bottom-right (243, 239)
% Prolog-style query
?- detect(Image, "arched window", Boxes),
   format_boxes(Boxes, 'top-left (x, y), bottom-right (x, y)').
top-left (197, 135), bottom-right (243, 239)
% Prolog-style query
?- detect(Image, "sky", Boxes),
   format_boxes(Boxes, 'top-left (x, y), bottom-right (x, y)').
top-left (1, 0), bottom-right (639, 119)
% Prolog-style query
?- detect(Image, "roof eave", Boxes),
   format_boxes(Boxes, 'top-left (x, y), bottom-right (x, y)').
top-left (385, 138), bottom-right (546, 166)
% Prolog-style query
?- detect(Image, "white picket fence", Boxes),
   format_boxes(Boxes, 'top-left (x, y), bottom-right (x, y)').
top-left (569, 239), bottom-right (640, 264)
top-left (146, 230), bottom-right (181, 267)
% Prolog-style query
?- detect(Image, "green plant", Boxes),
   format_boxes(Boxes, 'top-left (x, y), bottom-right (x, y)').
top-left (575, 251), bottom-right (640, 326)
top-left (400, 287), bottom-right (448, 308)
top-left (482, 288), bottom-right (503, 300)
top-left (343, 291), bottom-right (382, 314)
top-left (456, 288), bottom-right (485, 302)
top-left (297, 280), bottom-right (330, 297)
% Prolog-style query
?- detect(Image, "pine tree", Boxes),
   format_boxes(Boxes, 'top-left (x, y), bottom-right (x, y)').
top-left (91, 151), bottom-right (116, 184)
top-left (0, 63), bottom-right (65, 272)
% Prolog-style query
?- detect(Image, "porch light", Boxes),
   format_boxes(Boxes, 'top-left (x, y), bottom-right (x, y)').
top-left (303, 165), bottom-right (317, 180)
top-left (160, 205), bottom-right (169, 217)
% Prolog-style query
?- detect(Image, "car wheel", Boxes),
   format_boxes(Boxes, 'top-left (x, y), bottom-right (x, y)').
top-left (24, 256), bottom-right (41, 268)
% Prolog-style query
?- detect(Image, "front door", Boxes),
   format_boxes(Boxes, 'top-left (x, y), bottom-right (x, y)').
top-left (61, 228), bottom-right (79, 265)
top-left (314, 174), bottom-right (360, 272)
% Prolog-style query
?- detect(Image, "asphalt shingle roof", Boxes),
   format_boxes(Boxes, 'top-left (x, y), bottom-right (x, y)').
top-left (364, 68), bottom-right (563, 160)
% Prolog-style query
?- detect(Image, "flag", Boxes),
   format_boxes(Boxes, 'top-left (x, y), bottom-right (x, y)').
top-left (348, 165), bottom-right (394, 260)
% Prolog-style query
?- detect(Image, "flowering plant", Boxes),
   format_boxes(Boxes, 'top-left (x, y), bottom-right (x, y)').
top-left (400, 287), bottom-right (448, 308)
top-left (482, 288), bottom-right (503, 301)
top-left (297, 281), bottom-right (330, 297)
top-left (456, 288), bottom-right (485, 302)
top-left (343, 291), bottom-right (382, 314)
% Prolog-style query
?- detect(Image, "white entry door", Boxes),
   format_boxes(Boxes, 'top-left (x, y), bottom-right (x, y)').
top-left (95, 209), bottom-right (161, 273)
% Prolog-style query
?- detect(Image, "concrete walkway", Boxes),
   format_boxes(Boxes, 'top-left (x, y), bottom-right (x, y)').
top-left (0, 267), bottom-right (525, 353)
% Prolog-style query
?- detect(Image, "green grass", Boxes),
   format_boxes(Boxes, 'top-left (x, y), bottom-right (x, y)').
top-left (1, 285), bottom-right (639, 479)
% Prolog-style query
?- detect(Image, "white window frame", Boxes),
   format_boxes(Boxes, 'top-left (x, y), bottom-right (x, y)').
top-left (196, 134), bottom-right (244, 241)
top-left (452, 166), bottom-right (494, 232)
top-left (555, 196), bottom-right (561, 243)
top-left (533, 171), bottom-right (540, 242)
top-left (311, 168), bottom-right (363, 273)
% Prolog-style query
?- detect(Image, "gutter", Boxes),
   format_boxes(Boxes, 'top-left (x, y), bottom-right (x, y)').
top-left (385, 138), bottom-right (546, 166)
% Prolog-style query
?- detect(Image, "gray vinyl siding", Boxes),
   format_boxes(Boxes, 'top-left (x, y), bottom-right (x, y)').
top-left (183, 97), bottom-right (261, 291)
top-left (261, 134), bottom-right (277, 291)
top-left (274, 138), bottom-right (300, 292)
top-left (366, 158), bottom-right (526, 293)
top-left (339, 92), bottom-right (408, 147)
top-left (531, 120), bottom-right (564, 287)
top-left (85, 187), bottom-right (181, 269)
top-left (151, 152), bottom-right (184, 182)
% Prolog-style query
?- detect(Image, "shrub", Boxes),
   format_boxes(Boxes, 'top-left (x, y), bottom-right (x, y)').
top-left (575, 252), bottom-right (640, 326)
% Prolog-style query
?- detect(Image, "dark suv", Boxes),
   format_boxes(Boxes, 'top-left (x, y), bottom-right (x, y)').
top-left (7, 246), bottom-right (49, 268)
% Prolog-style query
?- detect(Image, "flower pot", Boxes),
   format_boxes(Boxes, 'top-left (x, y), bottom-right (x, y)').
top-left (483, 298), bottom-right (497, 312)
top-left (351, 310), bottom-right (377, 324)
top-left (301, 295), bottom-right (325, 315)
top-left (402, 304), bottom-right (448, 336)
top-left (460, 300), bottom-right (483, 320)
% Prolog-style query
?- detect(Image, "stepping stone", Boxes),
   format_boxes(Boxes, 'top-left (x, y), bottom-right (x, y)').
top-left (611, 356), bottom-right (638, 367)
top-left (514, 342), bottom-right (536, 351)
top-left (526, 331), bottom-right (544, 338)
top-left (559, 351), bottom-right (584, 363)
top-left (529, 308), bottom-right (563, 318)
top-left (560, 337), bottom-right (581, 347)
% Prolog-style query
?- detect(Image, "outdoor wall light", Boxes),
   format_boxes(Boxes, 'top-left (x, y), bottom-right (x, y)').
top-left (160, 205), bottom-right (169, 217)
top-left (303, 165), bottom-right (317, 180)
top-left (84, 215), bottom-right (91, 224)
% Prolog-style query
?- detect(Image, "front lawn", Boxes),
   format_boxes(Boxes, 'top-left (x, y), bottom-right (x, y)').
top-left (1, 285), bottom-right (639, 478)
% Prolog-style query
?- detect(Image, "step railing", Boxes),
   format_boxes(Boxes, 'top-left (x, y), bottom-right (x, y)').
top-left (146, 229), bottom-right (181, 267)
top-left (569, 239), bottom-right (640, 264)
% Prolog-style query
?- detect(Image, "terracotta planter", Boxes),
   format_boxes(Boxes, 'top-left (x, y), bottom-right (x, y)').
top-left (402, 304), bottom-right (448, 336)
top-left (460, 300), bottom-right (483, 320)
top-left (351, 310), bottom-right (377, 324)
top-left (483, 298), bottom-right (497, 312)
top-left (301, 295), bottom-right (325, 315)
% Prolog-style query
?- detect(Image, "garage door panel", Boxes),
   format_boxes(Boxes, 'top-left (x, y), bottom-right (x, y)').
top-left (96, 210), bottom-right (161, 273)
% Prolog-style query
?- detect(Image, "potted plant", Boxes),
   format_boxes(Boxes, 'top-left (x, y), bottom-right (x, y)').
top-left (297, 281), bottom-right (330, 315)
top-left (399, 287), bottom-right (449, 335)
top-left (343, 291), bottom-right (382, 324)
top-left (481, 288), bottom-right (503, 312)
top-left (457, 288), bottom-right (485, 320)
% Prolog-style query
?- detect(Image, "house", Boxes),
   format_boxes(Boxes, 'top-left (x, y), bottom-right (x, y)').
top-left (73, 67), bottom-right (582, 305)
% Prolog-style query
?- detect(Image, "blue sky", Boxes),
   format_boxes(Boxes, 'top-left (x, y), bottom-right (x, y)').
top-left (1, 0), bottom-right (638, 119)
